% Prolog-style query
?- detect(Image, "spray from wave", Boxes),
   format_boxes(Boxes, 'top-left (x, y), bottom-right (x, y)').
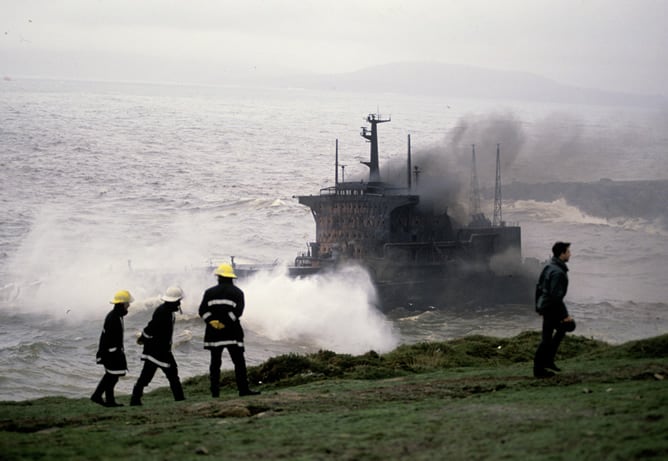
top-left (240, 265), bottom-right (399, 355)
top-left (1, 203), bottom-right (398, 355)
top-left (507, 198), bottom-right (668, 236)
top-left (0, 203), bottom-right (220, 320)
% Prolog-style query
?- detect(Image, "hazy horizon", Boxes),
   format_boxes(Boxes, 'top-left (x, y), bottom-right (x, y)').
top-left (2, 1), bottom-right (667, 97)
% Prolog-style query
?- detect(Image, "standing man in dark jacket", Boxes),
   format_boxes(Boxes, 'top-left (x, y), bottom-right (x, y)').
top-left (199, 263), bottom-right (260, 398)
top-left (92, 289), bottom-right (133, 407)
top-left (130, 286), bottom-right (186, 406)
top-left (534, 241), bottom-right (576, 378)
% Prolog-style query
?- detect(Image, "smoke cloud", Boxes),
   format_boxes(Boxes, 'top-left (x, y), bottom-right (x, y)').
top-left (375, 112), bottom-right (526, 224)
top-left (357, 108), bottom-right (668, 224)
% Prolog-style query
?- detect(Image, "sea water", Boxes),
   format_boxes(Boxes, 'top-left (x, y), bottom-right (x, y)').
top-left (1, 78), bottom-right (667, 401)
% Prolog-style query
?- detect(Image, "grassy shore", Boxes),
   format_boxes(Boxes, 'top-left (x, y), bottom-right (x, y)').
top-left (1, 332), bottom-right (666, 460)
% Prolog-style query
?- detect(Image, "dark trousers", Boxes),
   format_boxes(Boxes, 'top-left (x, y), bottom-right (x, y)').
top-left (132, 354), bottom-right (184, 403)
top-left (92, 372), bottom-right (120, 403)
top-left (209, 345), bottom-right (250, 396)
top-left (534, 315), bottom-right (568, 371)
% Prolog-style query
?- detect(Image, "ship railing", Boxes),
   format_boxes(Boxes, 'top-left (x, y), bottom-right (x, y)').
top-left (319, 186), bottom-right (342, 195)
top-left (319, 183), bottom-right (412, 196)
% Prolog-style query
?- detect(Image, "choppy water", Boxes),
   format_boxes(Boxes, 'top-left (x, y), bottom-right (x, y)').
top-left (1, 78), bottom-right (667, 401)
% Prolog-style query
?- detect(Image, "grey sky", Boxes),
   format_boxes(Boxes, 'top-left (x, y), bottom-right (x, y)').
top-left (2, 0), bottom-right (667, 95)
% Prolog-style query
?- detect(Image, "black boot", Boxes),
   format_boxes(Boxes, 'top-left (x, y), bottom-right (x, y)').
top-left (210, 375), bottom-right (220, 398)
top-left (546, 362), bottom-right (561, 372)
top-left (130, 384), bottom-right (143, 406)
top-left (171, 380), bottom-right (185, 402)
top-left (91, 390), bottom-right (106, 406)
top-left (91, 374), bottom-right (110, 406)
top-left (239, 389), bottom-right (261, 397)
top-left (90, 394), bottom-right (106, 406)
top-left (105, 383), bottom-right (123, 407)
top-left (234, 364), bottom-right (259, 397)
top-left (533, 368), bottom-right (555, 378)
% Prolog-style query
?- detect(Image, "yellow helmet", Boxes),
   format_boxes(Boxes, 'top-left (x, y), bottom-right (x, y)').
top-left (110, 290), bottom-right (134, 304)
top-left (214, 263), bottom-right (237, 279)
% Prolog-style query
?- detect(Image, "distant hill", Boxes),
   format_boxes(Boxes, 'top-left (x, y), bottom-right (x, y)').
top-left (279, 62), bottom-right (666, 107)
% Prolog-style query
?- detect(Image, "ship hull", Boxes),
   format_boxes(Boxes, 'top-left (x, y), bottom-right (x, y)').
top-left (374, 271), bottom-right (534, 311)
top-left (286, 260), bottom-right (536, 312)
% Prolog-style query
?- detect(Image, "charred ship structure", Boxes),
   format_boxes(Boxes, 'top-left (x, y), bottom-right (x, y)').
top-left (290, 113), bottom-right (536, 310)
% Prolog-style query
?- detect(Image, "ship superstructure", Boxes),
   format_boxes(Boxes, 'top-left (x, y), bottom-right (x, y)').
top-left (293, 114), bottom-right (534, 309)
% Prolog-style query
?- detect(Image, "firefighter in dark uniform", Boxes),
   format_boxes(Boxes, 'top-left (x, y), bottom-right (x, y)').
top-left (92, 289), bottom-right (133, 407)
top-left (199, 263), bottom-right (260, 397)
top-left (130, 286), bottom-right (186, 406)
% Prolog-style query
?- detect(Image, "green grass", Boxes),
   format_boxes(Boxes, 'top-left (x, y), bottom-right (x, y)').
top-left (1, 332), bottom-right (666, 460)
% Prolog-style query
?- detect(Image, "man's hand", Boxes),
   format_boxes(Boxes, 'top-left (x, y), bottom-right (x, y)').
top-left (562, 316), bottom-right (574, 323)
top-left (209, 320), bottom-right (225, 330)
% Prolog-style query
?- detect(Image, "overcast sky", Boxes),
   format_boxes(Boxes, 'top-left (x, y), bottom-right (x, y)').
top-left (2, 0), bottom-right (667, 95)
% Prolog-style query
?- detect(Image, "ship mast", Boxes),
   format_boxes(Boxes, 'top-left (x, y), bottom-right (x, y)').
top-left (334, 139), bottom-right (339, 187)
top-left (469, 144), bottom-right (481, 217)
top-left (360, 113), bottom-right (391, 182)
top-left (493, 143), bottom-right (503, 227)
top-left (407, 134), bottom-right (412, 190)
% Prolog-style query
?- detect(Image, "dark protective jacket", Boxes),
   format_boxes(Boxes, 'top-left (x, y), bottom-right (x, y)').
top-left (198, 278), bottom-right (245, 349)
top-left (139, 302), bottom-right (179, 368)
top-left (535, 256), bottom-right (569, 320)
top-left (96, 305), bottom-right (128, 375)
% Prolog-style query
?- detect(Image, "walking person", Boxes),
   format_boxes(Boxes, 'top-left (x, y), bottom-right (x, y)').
top-left (92, 290), bottom-right (133, 407)
top-left (534, 241), bottom-right (576, 378)
top-left (130, 286), bottom-right (186, 406)
top-left (199, 263), bottom-right (260, 398)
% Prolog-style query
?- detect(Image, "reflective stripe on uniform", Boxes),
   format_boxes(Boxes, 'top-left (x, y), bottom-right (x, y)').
top-left (202, 311), bottom-right (212, 320)
top-left (104, 367), bottom-right (127, 375)
top-left (141, 354), bottom-right (171, 368)
top-left (208, 299), bottom-right (237, 308)
top-left (204, 340), bottom-right (244, 348)
top-left (228, 312), bottom-right (237, 322)
top-left (108, 347), bottom-right (117, 352)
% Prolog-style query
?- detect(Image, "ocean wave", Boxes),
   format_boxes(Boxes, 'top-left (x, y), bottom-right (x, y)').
top-left (508, 198), bottom-right (668, 236)
top-left (503, 180), bottom-right (668, 233)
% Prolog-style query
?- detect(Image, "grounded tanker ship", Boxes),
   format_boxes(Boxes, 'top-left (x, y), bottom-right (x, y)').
top-left (284, 113), bottom-right (538, 311)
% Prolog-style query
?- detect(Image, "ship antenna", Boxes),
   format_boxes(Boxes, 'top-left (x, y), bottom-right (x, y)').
top-left (360, 113), bottom-right (390, 182)
top-left (407, 134), bottom-right (412, 190)
top-left (493, 143), bottom-right (503, 227)
top-left (469, 144), bottom-right (481, 217)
